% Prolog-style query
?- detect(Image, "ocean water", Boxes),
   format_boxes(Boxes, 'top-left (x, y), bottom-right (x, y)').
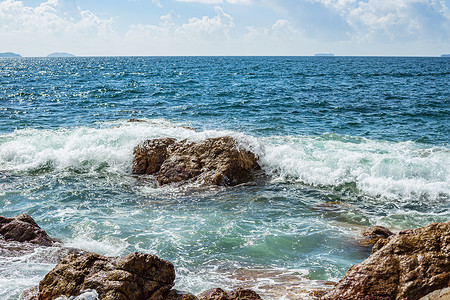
top-left (0, 56), bottom-right (449, 299)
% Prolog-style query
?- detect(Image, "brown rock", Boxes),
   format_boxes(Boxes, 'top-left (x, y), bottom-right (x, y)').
top-left (38, 251), bottom-right (176, 300)
top-left (166, 289), bottom-right (198, 300)
top-left (198, 288), bottom-right (229, 300)
top-left (419, 287), bottom-right (450, 300)
top-left (133, 138), bottom-right (176, 175)
top-left (128, 118), bottom-right (147, 122)
top-left (321, 221), bottom-right (450, 300)
top-left (0, 214), bottom-right (60, 246)
top-left (197, 288), bottom-right (262, 300)
top-left (227, 288), bottom-right (262, 299)
top-left (358, 225), bottom-right (394, 247)
top-left (132, 137), bottom-right (260, 186)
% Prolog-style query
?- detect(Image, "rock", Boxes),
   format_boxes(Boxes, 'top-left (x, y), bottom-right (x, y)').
top-left (132, 138), bottom-right (176, 175)
top-left (197, 288), bottom-right (262, 300)
top-left (20, 286), bottom-right (39, 300)
top-left (166, 289), bottom-right (198, 300)
top-left (321, 221), bottom-right (450, 300)
top-left (227, 288), bottom-right (262, 300)
top-left (0, 214), bottom-right (60, 246)
top-left (197, 288), bottom-right (228, 300)
top-left (419, 287), bottom-right (450, 300)
top-left (128, 118), bottom-right (147, 123)
top-left (38, 251), bottom-right (176, 300)
top-left (132, 137), bottom-right (260, 186)
top-left (358, 225), bottom-right (394, 247)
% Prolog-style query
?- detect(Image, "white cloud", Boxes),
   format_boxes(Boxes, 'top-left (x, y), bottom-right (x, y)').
top-left (175, 0), bottom-right (252, 4)
top-left (0, 0), bottom-right (114, 55)
top-left (272, 19), bottom-right (301, 39)
top-left (181, 6), bottom-right (234, 37)
top-left (1, 0), bottom-right (447, 56)
top-left (346, 0), bottom-right (450, 41)
top-left (281, 0), bottom-right (450, 42)
top-left (126, 6), bottom-right (234, 41)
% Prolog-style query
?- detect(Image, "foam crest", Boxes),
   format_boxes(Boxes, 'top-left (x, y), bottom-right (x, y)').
top-left (0, 119), bottom-right (261, 176)
top-left (259, 134), bottom-right (450, 201)
top-left (0, 119), bottom-right (196, 174)
top-left (1, 120), bottom-right (448, 201)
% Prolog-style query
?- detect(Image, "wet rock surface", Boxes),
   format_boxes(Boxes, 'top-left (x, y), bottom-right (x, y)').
top-left (358, 225), bottom-right (394, 247)
top-left (0, 214), bottom-right (60, 246)
top-left (166, 289), bottom-right (198, 300)
top-left (322, 221), bottom-right (450, 300)
top-left (132, 136), bottom-right (260, 186)
top-left (197, 288), bottom-right (262, 300)
top-left (38, 252), bottom-right (176, 300)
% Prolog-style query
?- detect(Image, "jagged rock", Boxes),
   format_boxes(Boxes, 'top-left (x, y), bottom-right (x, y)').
top-left (0, 214), bottom-right (60, 246)
top-left (322, 221), bottom-right (450, 300)
top-left (358, 225), bottom-right (394, 247)
top-left (38, 252), bottom-right (176, 300)
top-left (133, 138), bottom-right (176, 175)
top-left (132, 137), bottom-right (260, 186)
top-left (197, 288), bottom-right (262, 300)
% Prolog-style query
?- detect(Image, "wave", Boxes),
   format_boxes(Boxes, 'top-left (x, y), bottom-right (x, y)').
top-left (0, 119), bottom-right (448, 201)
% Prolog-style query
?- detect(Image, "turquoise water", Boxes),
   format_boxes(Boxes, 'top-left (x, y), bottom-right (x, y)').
top-left (0, 57), bottom-right (449, 299)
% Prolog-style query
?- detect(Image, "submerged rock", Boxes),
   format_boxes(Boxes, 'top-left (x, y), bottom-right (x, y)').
top-left (132, 136), bottom-right (260, 186)
top-left (38, 252), bottom-right (176, 300)
top-left (0, 214), bottom-right (60, 246)
top-left (358, 225), bottom-right (394, 247)
top-left (322, 221), bottom-right (450, 300)
top-left (197, 288), bottom-right (262, 300)
top-left (128, 118), bottom-right (147, 123)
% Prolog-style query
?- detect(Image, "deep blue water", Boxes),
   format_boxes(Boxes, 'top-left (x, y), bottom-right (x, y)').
top-left (0, 57), bottom-right (449, 299)
top-left (1, 56), bottom-right (449, 143)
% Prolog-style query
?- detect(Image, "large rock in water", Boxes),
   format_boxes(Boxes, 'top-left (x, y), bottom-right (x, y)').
top-left (132, 137), bottom-right (260, 186)
top-left (0, 214), bottom-right (60, 246)
top-left (38, 252), bottom-right (179, 300)
top-left (322, 221), bottom-right (450, 300)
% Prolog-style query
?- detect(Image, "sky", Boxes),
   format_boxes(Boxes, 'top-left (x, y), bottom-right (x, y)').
top-left (0, 0), bottom-right (449, 56)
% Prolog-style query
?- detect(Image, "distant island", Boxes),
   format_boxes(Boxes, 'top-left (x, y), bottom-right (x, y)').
top-left (47, 52), bottom-right (76, 58)
top-left (314, 53), bottom-right (334, 57)
top-left (0, 52), bottom-right (22, 58)
top-left (441, 54), bottom-right (450, 57)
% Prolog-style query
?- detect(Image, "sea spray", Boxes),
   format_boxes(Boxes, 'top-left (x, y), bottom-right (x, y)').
top-left (1, 120), bottom-right (448, 202)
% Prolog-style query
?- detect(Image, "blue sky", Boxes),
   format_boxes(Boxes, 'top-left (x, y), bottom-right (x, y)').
top-left (1, 0), bottom-right (449, 56)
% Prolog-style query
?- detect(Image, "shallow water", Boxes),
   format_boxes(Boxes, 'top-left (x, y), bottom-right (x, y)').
top-left (0, 57), bottom-right (449, 299)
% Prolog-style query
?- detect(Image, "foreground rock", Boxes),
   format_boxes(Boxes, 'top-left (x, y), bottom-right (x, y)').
top-left (322, 221), bottom-right (450, 300)
top-left (0, 214), bottom-right (60, 246)
top-left (37, 251), bottom-right (189, 300)
top-left (133, 136), bottom-right (260, 186)
top-left (198, 288), bottom-right (262, 300)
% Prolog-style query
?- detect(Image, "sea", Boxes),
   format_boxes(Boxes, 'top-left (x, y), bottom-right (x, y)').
top-left (0, 56), bottom-right (449, 299)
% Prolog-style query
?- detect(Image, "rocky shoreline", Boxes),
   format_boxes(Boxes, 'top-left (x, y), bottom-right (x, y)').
top-left (1, 213), bottom-right (448, 299)
top-left (1, 136), bottom-right (449, 299)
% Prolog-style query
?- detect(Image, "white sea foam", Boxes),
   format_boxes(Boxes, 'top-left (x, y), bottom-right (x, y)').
top-left (0, 243), bottom-right (66, 300)
top-left (0, 119), bottom-right (448, 201)
top-left (259, 134), bottom-right (449, 201)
